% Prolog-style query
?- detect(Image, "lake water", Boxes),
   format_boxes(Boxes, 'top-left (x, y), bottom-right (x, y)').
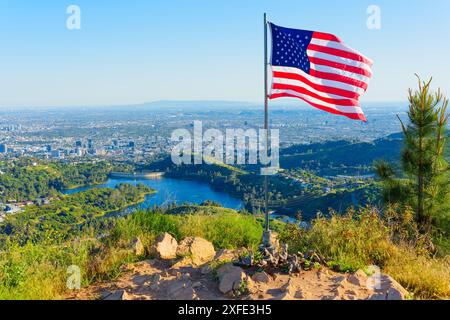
top-left (64, 177), bottom-right (244, 213)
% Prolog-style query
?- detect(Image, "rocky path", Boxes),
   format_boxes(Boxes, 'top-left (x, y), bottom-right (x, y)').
top-left (68, 234), bottom-right (409, 301)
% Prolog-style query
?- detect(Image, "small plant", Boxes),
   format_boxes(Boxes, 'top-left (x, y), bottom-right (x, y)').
top-left (2, 260), bottom-right (26, 289)
top-left (234, 279), bottom-right (249, 297)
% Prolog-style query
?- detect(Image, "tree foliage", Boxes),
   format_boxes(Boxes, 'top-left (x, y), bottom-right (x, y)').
top-left (376, 76), bottom-right (449, 238)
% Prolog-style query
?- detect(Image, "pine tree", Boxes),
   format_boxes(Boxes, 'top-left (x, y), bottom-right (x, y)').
top-left (376, 76), bottom-right (449, 234)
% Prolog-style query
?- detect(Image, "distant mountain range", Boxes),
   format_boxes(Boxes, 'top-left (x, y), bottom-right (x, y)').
top-left (0, 100), bottom-right (408, 112)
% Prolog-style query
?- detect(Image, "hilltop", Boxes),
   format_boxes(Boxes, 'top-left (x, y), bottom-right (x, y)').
top-left (1, 205), bottom-right (448, 300)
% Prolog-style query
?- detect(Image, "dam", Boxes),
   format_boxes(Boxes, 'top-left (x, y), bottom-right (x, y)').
top-left (109, 171), bottom-right (165, 179)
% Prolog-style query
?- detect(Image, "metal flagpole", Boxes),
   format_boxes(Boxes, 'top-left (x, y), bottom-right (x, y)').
top-left (262, 12), bottom-right (271, 248)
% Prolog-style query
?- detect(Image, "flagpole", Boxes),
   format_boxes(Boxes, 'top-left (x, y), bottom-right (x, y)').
top-left (262, 12), bottom-right (271, 248)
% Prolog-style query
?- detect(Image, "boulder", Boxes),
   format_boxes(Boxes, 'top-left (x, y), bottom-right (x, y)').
top-left (131, 237), bottom-right (145, 257)
top-left (251, 272), bottom-right (270, 284)
top-left (176, 237), bottom-right (216, 266)
top-left (381, 275), bottom-right (409, 300)
top-left (369, 274), bottom-right (409, 300)
top-left (214, 249), bottom-right (238, 262)
top-left (348, 269), bottom-right (368, 287)
top-left (217, 263), bottom-right (246, 294)
top-left (154, 233), bottom-right (178, 260)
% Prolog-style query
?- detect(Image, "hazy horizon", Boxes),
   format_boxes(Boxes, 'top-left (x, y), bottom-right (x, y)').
top-left (0, 99), bottom-right (409, 111)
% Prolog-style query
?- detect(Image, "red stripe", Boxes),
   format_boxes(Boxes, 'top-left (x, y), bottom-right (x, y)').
top-left (309, 57), bottom-right (372, 77)
top-left (308, 44), bottom-right (373, 66)
top-left (272, 71), bottom-right (360, 100)
top-left (309, 69), bottom-right (368, 91)
top-left (312, 31), bottom-right (342, 43)
top-left (269, 93), bottom-right (367, 122)
top-left (272, 83), bottom-right (358, 106)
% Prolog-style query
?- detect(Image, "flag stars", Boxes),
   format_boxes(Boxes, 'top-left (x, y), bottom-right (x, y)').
top-left (271, 24), bottom-right (312, 73)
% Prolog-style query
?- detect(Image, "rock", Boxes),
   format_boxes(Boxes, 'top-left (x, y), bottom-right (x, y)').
top-left (181, 273), bottom-right (191, 280)
top-left (167, 280), bottom-right (197, 300)
top-left (201, 264), bottom-right (212, 275)
top-left (367, 274), bottom-right (409, 300)
top-left (153, 233), bottom-right (178, 260)
top-left (149, 274), bottom-right (161, 290)
top-left (287, 255), bottom-right (302, 274)
top-left (104, 289), bottom-right (132, 300)
top-left (279, 243), bottom-right (289, 262)
top-left (238, 253), bottom-right (254, 267)
top-left (131, 237), bottom-right (145, 257)
top-left (169, 269), bottom-right (182, 277)
top-left (331, 285), bottom-right (346, 299)
top-left (217, 263), bottom-right (246, 294)
top-left (333, 275), bottom-right (347, 285)
top-left (380, 275), bottom-right (409, 300)
top-left (176, 237), bottom-right (216, 266)
top-left (311, 253), bottom-right (322, 264)
top-left (172, 257), bottom-right (193, 269)
top-left (214, 249), bottom-right (237, 262)
top-left (192, 281), bottom-right (202, 288)
top-left (280, 279), bottom-right (296, 297)
top-left (270, 232), bottom-right (280, 250)
top-left (252, 272), bottom-right (270, 284)
top-left (246, 278), bottom-right (259, 294)
top-left (275, 292), bottom-right (294, 300)
top-left (294, 289), bottom-right (311, 300)
top-left (348, 269), bottom-right (368, 287)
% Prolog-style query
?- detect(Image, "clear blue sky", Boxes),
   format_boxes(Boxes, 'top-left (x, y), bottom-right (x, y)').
top-left (1, 0), bottom-right (449, 107)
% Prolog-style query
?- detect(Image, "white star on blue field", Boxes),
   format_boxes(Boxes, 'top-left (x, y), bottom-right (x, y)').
top-left (270, 23), bottom-right (313, 74)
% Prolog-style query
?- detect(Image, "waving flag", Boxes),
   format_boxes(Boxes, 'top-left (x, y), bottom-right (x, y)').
top-left (269, 23), bottom-right (373, 121)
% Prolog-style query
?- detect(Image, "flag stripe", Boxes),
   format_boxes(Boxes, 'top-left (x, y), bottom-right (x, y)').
top-left (272, 66), bottom-right (365, 96)
top-left (271, 89), bottom-right (363, 113)
top-left (310, 38), bottom-right (373, 65)
top-left (309, 56), bottom-right (372, 77)
top-left (306, 50), bottom-right (372, 72)
top-left (272, 83), bottom-right (359, 106)
top-left (272, 77), bottom-right (357, 100)
top-left (310, 64), bottom-right (371, 83)
top-left (308, 44), bottom-right (373, 66)
top-left (311, 31), bottom-right (342, 43)
top-left (270, 91), bottom-right (367, 121)
top-left (309, 69), bottom-right (369, 91)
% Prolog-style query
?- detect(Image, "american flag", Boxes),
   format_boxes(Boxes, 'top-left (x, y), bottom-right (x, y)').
top-left (269, 23), bottom-right (373, 122)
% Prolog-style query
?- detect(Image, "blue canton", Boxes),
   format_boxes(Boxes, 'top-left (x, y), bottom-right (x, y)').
top-left (270, 23), bottom-right (313, 74)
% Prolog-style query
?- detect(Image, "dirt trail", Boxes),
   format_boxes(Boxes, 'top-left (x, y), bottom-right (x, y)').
top-left (68, 258), bottom-right (405, 300)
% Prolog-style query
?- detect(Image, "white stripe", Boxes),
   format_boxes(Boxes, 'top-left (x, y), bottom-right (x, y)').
top-left (307, 49), bottom-right (372, 73)
top-left (271, 66), bottom-right (365, 95)
top-left (310, 63), bottom-right (371, 84)
top-left (272, 77), bottom-right (356, 101)
top-left (310, 38), bottom-right (373, 65)
top-left (271, 89), bottom-right (364, 114)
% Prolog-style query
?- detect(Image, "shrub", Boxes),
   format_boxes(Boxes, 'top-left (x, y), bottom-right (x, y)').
top-left (279, 206), bottom-right (450, 299)
top-left (179, 212), bottom-right (263, 250)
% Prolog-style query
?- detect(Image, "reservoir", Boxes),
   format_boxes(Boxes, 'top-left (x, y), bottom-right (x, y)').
top-left (64, 177), bottom-right (244, 212)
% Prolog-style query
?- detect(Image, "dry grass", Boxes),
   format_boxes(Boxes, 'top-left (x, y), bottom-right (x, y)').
top-left (279, 206), bottom-right (450, 299)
